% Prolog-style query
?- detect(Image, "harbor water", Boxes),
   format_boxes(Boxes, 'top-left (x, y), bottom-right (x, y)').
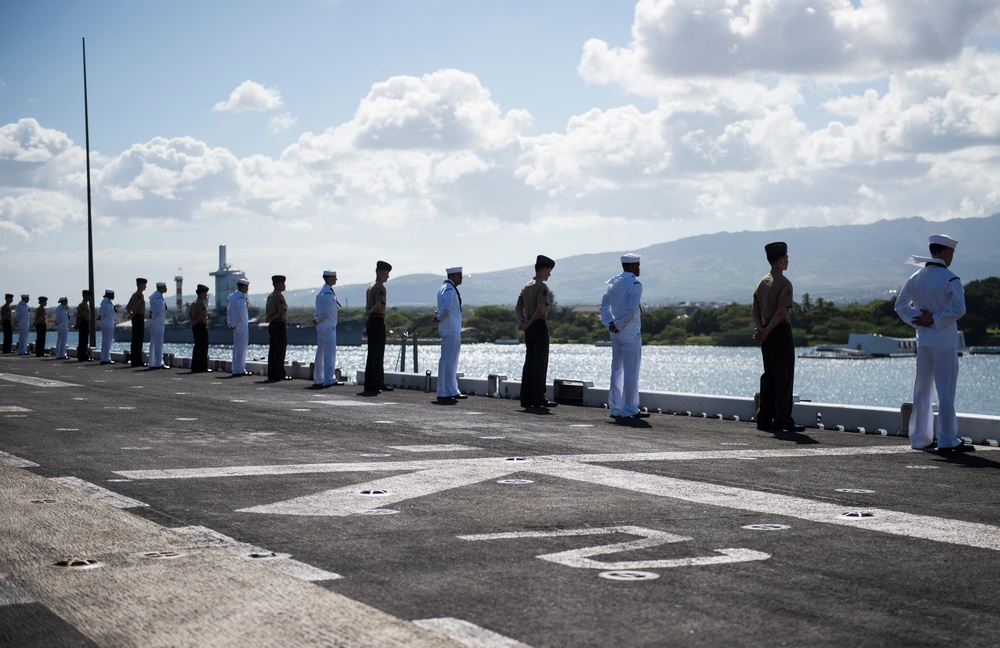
top-left (55, 332), bottom-right (1000, 417)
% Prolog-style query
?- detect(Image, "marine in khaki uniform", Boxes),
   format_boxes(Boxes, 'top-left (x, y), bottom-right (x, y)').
top-left (265, 274), bottom-right (290, 381)
top-left (34, 296), bottom-right (48, 357)
top-left (126, 277), bottom-right (147, 367)
top-left (516, 255), bottom-right (557, 409)
top-left (76, 290), bottom-right (92, 362)
top-left (751, 242), bottom-right (803, 433)
top-left (362, 261), bottom-right (392, 395)
top-left (189, 284), bottom-right (211, 373)
top-left (1, 293), bottom-right (12, 354)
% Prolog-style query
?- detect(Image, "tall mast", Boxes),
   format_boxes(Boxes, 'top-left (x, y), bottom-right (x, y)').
top-left (82, 38), bottom-right (96, 345)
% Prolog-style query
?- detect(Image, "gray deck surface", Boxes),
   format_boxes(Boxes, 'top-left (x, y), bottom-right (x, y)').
top-left (2, 354), bottom-right (999, 647)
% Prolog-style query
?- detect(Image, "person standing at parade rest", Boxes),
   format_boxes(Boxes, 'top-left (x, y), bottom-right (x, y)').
top-left (189, 284), bottom-right (211, 373)
top-left (126, 277), bottom-right (147, 367)
top-left (600, 253), bottom-right (648, 421)
top-left (148, 282), bottom-right (168, 369)
top-left (1, 294), bottom-right (13, 354)
top-left (54, 297), bottom-right (70, 359)
top-left (97, 289), bottom-right (116, 364)
top-left (434, 266), bottom-right (465, 401)
top-left (14, 294), bottom-right (30, 355)
top-left (34, 296), bottom-right (48, 357)
top-left (227, 278), bottom-right (251, 377)
top-left (76, 290), bottom-right (92, 361)
top-left (751, 242), bottom-right (804, 433)
top-left (516, 255), bottom-right (558, 410)
top-left (313, 270), bottom-right (340, 387)
top-left (362, 261), bottom-right (392, 396)
top-left (894, 234), bottom-right (974, 454)
top-left (265, 275), bottom-right (290, 381)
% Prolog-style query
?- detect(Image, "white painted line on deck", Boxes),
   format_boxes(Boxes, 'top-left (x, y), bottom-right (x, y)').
top-left (531, 461), bottom-right (1000, 553)
top-left (0, 406), bottom-right (31, 413)
top-left (0, 372), bottom-right (79, 388)
top-left (387, 444), bottom-right (479, 453)
top-left (309, 400), bottom-right (383, 407)
top-left (170, 525), bottom-right (342, 581)
top-left (238, 462), bottom-right (517, 517)
top-left (48, 477), bottom-right (149, 509)
top-left (414, 617), bottom-right (534, 648)
top-left (0, 451), bottom-right (39, 468)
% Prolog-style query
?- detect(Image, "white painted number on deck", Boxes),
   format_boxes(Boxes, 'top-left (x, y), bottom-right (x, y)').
top-left (458, 526), bottom-right (770, 571)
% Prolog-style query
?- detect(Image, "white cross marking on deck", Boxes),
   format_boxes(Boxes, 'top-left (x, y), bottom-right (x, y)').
top-left (0, 373), bottom-right (79, 388)
top-left (113, 445), bottom-right (1000, 552)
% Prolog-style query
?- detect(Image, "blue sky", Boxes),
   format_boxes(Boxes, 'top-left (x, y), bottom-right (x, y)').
top-left (3, 0), bottom-right (1000, 301)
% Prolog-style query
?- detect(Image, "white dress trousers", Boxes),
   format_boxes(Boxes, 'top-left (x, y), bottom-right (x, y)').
top-left (436, 280), bottom-right (462, 397)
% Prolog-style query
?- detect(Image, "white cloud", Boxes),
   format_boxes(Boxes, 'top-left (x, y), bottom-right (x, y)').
top-left (268, 112), bottom-right (297, 134)
top-left (212, 80), bottom-right (284, 113)
top-left (583, 0), bottom-right (1000, 83)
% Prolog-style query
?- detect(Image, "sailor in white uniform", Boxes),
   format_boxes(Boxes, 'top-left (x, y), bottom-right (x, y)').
top-left (227, 278), bottom-right (250, 376)
top-left (600, 253), bottom-right (647, 420)
top-left (434, 266), bottom-right (464, 400)
top-left (313, 270), bottom-right (340, 386)
top-left (148, 281), bottom-right (168, 368)
top-left (894, 234), bottom-right (972, 453)
top-left (54, 297), bottom-right (70, 359)
top-left (97, 289), bottom-right (116, 364)
top-left (14, 294), bottom-right (30, 355)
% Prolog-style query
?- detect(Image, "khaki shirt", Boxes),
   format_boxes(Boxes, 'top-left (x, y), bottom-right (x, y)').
top-left (34, 305), bottom-right (46, 326)
top-left (0, 303), bottom-right (10, 323)
top-left (127, 290), bottom-right (145, 317)
top-left (188, 298), bottom-right (208, 325)
top-left (76, 300), bottom-right (91, 325)
top-left (265, 291), bottom-right (287, 322)
top-left (753, 270), bottom-right (793, 325)
top-left (366, 281), bottom-right (386, 316)
top-left (516, 279), bottom-right (550, 320)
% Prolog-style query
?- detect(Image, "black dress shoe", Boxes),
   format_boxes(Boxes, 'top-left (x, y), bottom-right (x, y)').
top-left (630, 412), bottom-right (651, 419)
top-left (914, 441), bottom-right (937, 450)
top-left (380, 385), bottom-right (395, 392)
top-left (531, 400), bottom-right (558, 408)
top-left (451, 394), bottom-right (468, 399)
top-left (938, 442), bottom-right (976, 453)
top-left (775, 424), bottom-right (806, 432)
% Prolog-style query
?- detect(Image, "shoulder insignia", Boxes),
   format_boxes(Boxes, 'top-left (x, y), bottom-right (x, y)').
top-left (949, 276), bottom-right (961, 282)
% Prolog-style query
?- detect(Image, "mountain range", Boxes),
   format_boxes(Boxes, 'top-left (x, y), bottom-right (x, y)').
top-left (274, 213), bottom-right (999, 310)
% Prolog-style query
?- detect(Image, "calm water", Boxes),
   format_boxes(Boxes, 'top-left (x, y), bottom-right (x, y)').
top-left (62, 332), bottom-right (999, 416)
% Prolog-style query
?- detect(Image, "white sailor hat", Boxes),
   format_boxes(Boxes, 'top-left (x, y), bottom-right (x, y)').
top-left (446, 266), bottom-right (463, 275)
top-left (104, 289), bottom-right (114, 297)
top-left (322, 270), bottom-right (337, 278)
top-left (58, 296), bottom-right (68, 303)
top-left (237, 278), bottom-right (250, 286)
top-left (20, 293), bottom-right (29, 299)
top-left (928, 234), bottom-right (958, 249)
top-left (155, 281), bottom-right (167, 288)
top-left (619, 253), bottom-right (641, 264)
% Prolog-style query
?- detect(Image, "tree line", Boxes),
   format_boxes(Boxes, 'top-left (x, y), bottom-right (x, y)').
top-left (290, 276), bottom-right (1000, 347)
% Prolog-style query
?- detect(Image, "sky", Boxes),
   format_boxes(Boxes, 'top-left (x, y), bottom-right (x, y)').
top-left (3, 0), bottom-right (1000, 301)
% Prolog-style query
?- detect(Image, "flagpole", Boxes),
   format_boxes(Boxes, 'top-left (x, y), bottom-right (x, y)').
top-left (82, 37), bottom-right (96, 346)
